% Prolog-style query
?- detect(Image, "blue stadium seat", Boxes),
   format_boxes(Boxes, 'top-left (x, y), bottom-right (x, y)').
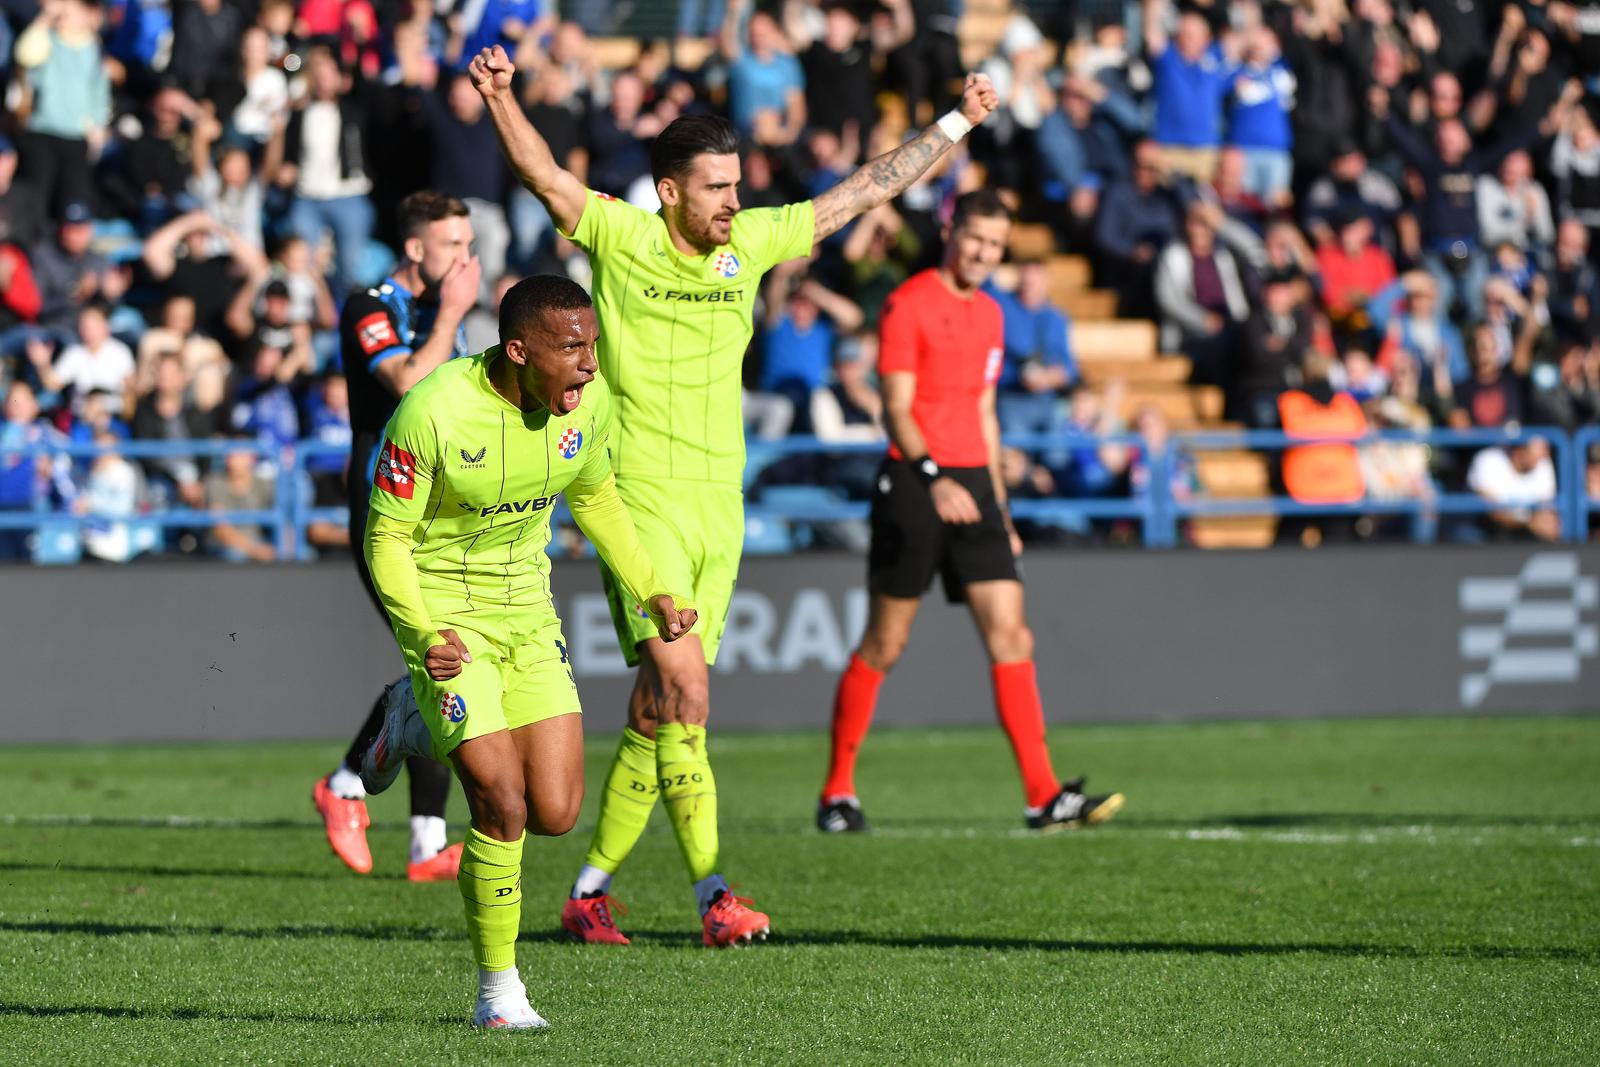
top-left (358, 241), bottom-right (398, 289)
top-left (31, 521), bottom-right (81, 565)
top-left (742, 511), bottom-right (794, 555)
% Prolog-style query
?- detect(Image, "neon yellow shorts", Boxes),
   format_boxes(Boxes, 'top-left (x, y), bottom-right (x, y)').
top-left (601, 478), bottom-right (742, 668)
top-left (406, 612), bottom-right (581, 760)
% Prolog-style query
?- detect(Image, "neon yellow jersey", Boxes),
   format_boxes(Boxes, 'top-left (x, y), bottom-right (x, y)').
top-left (368, 349), bottom-right (637, 621)
top-left (563, 191), bottom-right (815, 487)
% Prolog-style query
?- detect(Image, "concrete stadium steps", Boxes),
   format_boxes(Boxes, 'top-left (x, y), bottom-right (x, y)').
top-left (1009, 223), bottom-right (1059, 261)
top-left (1195, 450), bottom-right (1271, 496)
top-left (590, 37), bottom-right (716, 71)
top-left (1070, 319), bottom-right (1158, 362)
top-left (960, 0), bottom-right (1020, 68)
top-left (1111, 384), bottom-right (1224, 428)
top-left (1077, 355), bottom-right (1191, 387)
top-left (1189, 516), bottom-right (1280, 549)
top-left (1060, 289), bottom-right (1119, 320)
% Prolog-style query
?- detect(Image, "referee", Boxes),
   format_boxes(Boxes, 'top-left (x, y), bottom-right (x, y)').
top-left (815, 189), bottom-right (1125, 833)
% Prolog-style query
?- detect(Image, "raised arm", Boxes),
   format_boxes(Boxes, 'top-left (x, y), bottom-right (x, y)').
top-left (810, 73), bottom-right (999, 241)
top-left (469, 45), bottom-right (588, 236)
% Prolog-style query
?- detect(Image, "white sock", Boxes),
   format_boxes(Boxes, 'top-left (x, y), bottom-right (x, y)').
top-left (327, 765), bottom-right (366, 800)
top-left (478, 966), bottom-right (522, 1000)
top-left (571, 864), bottom-right (613, 899)
top-left (409, 815), bottom-right (447, 864)
top-left (694, 873), bottom-right (729, 916)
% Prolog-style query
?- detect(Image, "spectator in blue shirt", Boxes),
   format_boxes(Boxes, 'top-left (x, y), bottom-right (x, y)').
top-left (0, 380), bottom-right (73, 559)
top-left (1142, 0), bottom-right (1235, 183)
top-left (1034, 73), bottom-right (1144, 227)
top-left (726, 10), bottom-right (806, 147)
top-left (1227, 25), bottom-right (1296, 208)
top-left (986, 262), bottom-right (1078, 445)
top-left (759, 272), bottom-right (863, 433)
top-left (230, 340), bottom-right (300, 453)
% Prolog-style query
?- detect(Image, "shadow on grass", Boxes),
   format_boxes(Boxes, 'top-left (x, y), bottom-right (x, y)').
top-left (2, 918), bottom-right (1593, 963)
top-left (0, 1001), bottom-right (460, 1028)
top-left (0, 860), bottom-right (407, 882)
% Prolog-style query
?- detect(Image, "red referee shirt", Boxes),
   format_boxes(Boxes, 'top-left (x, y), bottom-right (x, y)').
top-left (878, 268), bottom-right (1005, 468)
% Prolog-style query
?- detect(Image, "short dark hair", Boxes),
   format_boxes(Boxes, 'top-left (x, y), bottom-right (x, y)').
top-left (397, 190), bottom-right (469, 240)
top-left (650, 115), bottom-right (739, 184)
top-left (499, 274), bottom-right (592, 342)
top-left (950, 188), bottom-right (1012, 233)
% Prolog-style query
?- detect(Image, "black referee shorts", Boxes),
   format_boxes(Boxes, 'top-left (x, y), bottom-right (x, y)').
top-left (867, 459), bottom-right (1018, 603)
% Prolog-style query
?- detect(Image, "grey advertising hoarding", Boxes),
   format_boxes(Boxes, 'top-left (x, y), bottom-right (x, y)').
top-left (1, 546), bottom-right (1595, 744)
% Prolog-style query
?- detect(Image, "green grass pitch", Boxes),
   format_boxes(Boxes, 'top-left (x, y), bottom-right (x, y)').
top-left (2, 715), bottom-right (1598, 1064)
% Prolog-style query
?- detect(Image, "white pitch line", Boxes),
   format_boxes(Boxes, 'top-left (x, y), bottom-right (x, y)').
top-left (5, 813), bottom-right (1599, 847)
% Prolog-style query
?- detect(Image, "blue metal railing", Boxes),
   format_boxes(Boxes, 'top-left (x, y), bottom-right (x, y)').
top-left (3, 425), bottom-right (1596, 562)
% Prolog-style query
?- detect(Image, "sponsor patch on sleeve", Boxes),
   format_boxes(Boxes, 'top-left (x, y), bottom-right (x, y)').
top-left (374, 440), bottom-right (417, 499)
top-left (985, 346), bottom-right (1004, 385)
top-left (356, 311), bottom-right (399, 357)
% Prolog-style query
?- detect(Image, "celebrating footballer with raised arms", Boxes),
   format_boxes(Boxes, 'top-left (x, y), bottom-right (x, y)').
top-left (468, 42), bottom-right (999, 947)
top-left (354, 274), bottom-right (697, 1029)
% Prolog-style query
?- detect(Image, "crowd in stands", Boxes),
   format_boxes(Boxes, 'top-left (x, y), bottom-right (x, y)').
top-left (0, 0), bottom-right (1597, 560)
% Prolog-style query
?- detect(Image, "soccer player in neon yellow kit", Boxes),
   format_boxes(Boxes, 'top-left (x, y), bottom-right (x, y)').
top-left (355, 274), bottom-right (697, 1028)
top-left (469, 43), bottom-right (998, 947)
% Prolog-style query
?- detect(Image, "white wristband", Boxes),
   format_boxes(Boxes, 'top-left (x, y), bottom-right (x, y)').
top-left (935, 109), bottom-right (974, 143)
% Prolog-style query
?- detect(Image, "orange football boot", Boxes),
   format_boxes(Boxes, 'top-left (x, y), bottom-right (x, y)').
top-left (312, 776), bottom-right (372, 874)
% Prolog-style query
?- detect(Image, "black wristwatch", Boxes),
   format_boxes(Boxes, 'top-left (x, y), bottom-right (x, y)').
top-left (910, 456), bottom-right (940, 486)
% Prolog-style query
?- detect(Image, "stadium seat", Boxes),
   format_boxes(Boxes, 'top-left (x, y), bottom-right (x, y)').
top-left (31, 521), bottom-right (81, 565)
top-left (742, 511), bottom-right (795, 555)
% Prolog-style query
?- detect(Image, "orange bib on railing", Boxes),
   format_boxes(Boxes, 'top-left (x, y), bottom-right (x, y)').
top-left (1277, 390), bottom-right (1367, 505)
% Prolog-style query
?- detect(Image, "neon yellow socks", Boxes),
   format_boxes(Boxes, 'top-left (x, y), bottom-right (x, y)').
top-left (459, 828), bottom-right (523, 972)
top-left (579, 727), bottom-right (660, 882)
top-left (657, 722), bottom-right (719, 883)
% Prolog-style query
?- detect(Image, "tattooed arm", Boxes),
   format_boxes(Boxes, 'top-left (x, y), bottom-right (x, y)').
top-left (810, 73), bottom-right (999, 241)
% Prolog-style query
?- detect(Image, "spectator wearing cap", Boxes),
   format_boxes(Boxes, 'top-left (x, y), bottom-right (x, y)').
top-left (0, 137), bottom-right (46, 251)
top-left (29, 202), bottom-right (107, 339)
top-left (1236, 268), bottom-right (1315, 428)
top-left (986, 261), bottom-right (1077, 442)
top-left (1225, 23), bottom-right (1295, 208)
top-left (12, 0), bottom-right (110, 219)
top-left (1477, 150), bottom-right (1555, 255)
top-left (270, 45), bottom-right (378, 292)
top-left (725, 8), bottom-right (805, 147)
top-left (1141, 0), bottom-right (1235, 183)
top-left (1302, 140), bottom-right (1403, 249)
top-left (1154, 200), bottom-right (1252, 386)
top-left (1094, 139), bottom-right (1191, 319)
